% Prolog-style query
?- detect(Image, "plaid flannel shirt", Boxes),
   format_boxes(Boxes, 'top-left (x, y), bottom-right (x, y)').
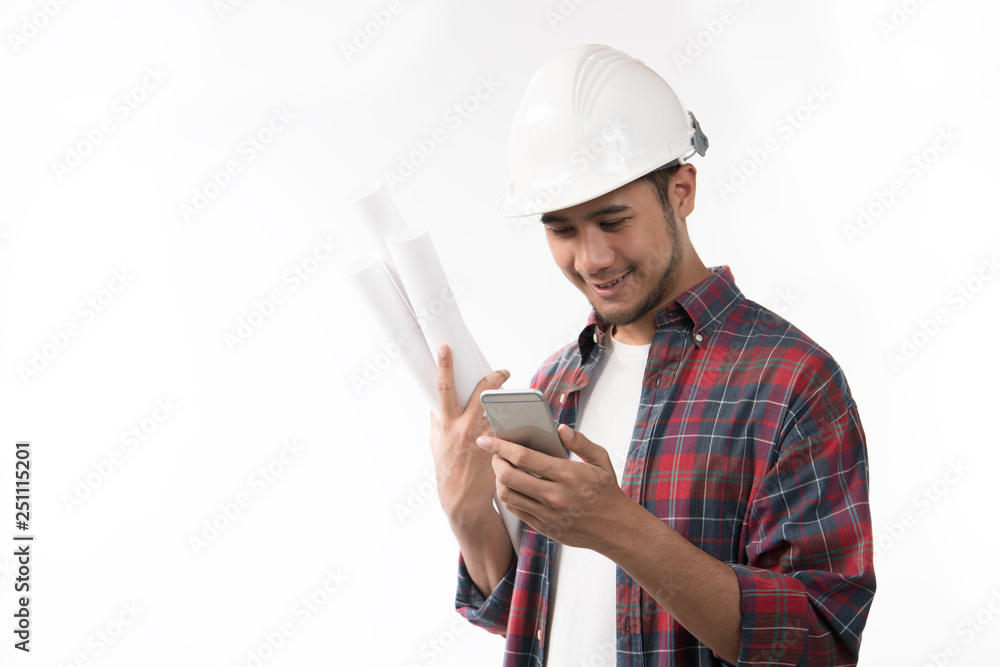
top-left (455, 265), bottom-right (876, 666)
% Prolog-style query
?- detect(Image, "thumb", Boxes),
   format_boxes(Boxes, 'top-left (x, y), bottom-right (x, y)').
top-left (558, 424), bottom-right (610, 468)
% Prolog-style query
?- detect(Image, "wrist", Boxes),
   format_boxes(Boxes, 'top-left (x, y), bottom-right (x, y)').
top-left (595, 495), bottom-right (659, 563)
top-left (436, 479), bottom-right (495, 522)
top-left (446, 499), bottom-right (500, 537)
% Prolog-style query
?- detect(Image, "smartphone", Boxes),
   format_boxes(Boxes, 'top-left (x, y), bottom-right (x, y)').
top-left (480, 389), bottom-right (566, 459)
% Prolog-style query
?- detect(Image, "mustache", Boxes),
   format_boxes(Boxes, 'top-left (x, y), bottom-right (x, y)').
top-left (576, 266), bottom-right (635, 283)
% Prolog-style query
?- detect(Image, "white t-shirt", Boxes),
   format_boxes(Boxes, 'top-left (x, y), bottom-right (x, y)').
top-left (544, 328), bottom-right (651, 665)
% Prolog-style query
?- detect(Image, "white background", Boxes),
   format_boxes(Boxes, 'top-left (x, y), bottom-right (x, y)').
top-left (0, 0), bottom-right (997, 665)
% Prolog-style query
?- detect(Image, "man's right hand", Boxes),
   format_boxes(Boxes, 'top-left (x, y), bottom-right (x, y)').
top-left (429, 343), bottom-right (510, 523)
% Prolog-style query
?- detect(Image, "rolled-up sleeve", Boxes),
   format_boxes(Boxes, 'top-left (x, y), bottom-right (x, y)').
top-left (455, 550), bottom-right (519, 637)
top-left (731, 401), bottom-right (876, 667)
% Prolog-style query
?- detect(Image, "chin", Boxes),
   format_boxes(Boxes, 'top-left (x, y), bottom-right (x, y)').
top-left (589, 301), bottom-right (646, 328)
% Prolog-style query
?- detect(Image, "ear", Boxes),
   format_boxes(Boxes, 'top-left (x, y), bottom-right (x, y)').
top-left (671, 163), bottom-right (697, 219)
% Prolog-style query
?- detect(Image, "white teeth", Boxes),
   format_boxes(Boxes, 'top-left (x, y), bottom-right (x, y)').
top-left (596, 272), bottom-right (626, 289)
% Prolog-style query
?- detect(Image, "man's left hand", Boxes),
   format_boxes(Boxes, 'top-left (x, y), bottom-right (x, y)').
top-left (477, 424), bottom-right (633, 551)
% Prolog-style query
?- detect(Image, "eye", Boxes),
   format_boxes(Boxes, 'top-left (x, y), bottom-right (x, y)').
top-left (600, 218), bottom-right (627, 230)
top-left (545, 226), bottom-right (574, 237)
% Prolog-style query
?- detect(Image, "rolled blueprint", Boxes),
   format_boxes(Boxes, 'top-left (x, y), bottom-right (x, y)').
top-left (471, 338), bottom-right (491, 379)
top-left (385, 228), bottom-right (489, 406)
top-left (346, 255), bottom-right (438, 407)
top-left (384, 228), bottom-right (524, 549)
top-left (346, 181), bottom-right (412, 308)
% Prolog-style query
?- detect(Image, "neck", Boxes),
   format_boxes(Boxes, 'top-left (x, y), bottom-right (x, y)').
top-left (612, 253), bottom-right (711, 346)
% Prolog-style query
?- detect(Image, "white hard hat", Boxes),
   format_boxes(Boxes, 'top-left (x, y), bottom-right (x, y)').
top-left (498, 44), bottom-right (708, 218)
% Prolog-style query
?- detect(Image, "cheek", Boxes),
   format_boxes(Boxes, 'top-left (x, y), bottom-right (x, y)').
top-left (547, 240), bottom-right (577, 277)
top-left (626, 233), bottom-right (670, 277)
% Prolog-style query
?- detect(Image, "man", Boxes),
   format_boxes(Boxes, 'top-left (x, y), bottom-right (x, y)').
top-left (429, 44), bottom-right (875, 666)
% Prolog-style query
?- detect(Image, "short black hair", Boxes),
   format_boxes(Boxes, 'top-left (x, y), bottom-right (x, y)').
top-left (638, 163), bottom-right (681, 211)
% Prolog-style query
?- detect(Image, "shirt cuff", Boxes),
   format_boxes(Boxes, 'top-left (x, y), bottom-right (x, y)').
top-left (730, 564), bottom-right (810, 667)
top-left (455, 550), bottom-right (518, 636)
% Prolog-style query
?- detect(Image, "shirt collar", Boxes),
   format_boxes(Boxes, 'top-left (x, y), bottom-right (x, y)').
top-left (578, 265), bottom-right (743, 359)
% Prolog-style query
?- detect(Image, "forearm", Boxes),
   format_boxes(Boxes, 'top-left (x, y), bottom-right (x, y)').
top-left (449, 503), bottom-right (514, 598)
top-left (599, 501), bottom-right (741, 664)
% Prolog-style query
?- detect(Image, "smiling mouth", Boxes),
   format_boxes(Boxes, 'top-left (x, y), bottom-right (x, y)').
top-left (592, 270), bottom-right (630, 289)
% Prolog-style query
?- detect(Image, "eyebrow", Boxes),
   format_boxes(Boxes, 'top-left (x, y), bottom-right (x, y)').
top-left (541, 204), bottom-right (632, 225)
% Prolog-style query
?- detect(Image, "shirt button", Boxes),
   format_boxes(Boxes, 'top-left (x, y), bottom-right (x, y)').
top-left (592, 331), bottom-right (598, 344)
top-left (537, 628), bottom-right (543, 642)
top-left (559, 393), bottom-right (566, 404)
top-left (694, 332), bottom-right (704, 343)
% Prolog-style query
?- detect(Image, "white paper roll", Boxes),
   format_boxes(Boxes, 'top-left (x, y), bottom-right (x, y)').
top-left (495, 497), bottom-right (523, 552)
top-left (386, 228), bottom-right (489, 407)
top-left (346, 182), bottom-right (411, 308)
top-left (346, 255), bottom-right (438, 407)
top-left (472, 338), bottom-right (491, 379)
top-left (359, 226), bottom-right (522, 552)
top-left (383, 229), bottom-right (524, 549)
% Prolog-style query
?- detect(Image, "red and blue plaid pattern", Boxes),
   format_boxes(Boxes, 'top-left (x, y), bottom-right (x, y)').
top-left (456, 265), bottom-right (875, 666)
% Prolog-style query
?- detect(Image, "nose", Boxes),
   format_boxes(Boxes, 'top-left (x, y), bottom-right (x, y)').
top-left (575, 225), bottom-right (615, 277)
